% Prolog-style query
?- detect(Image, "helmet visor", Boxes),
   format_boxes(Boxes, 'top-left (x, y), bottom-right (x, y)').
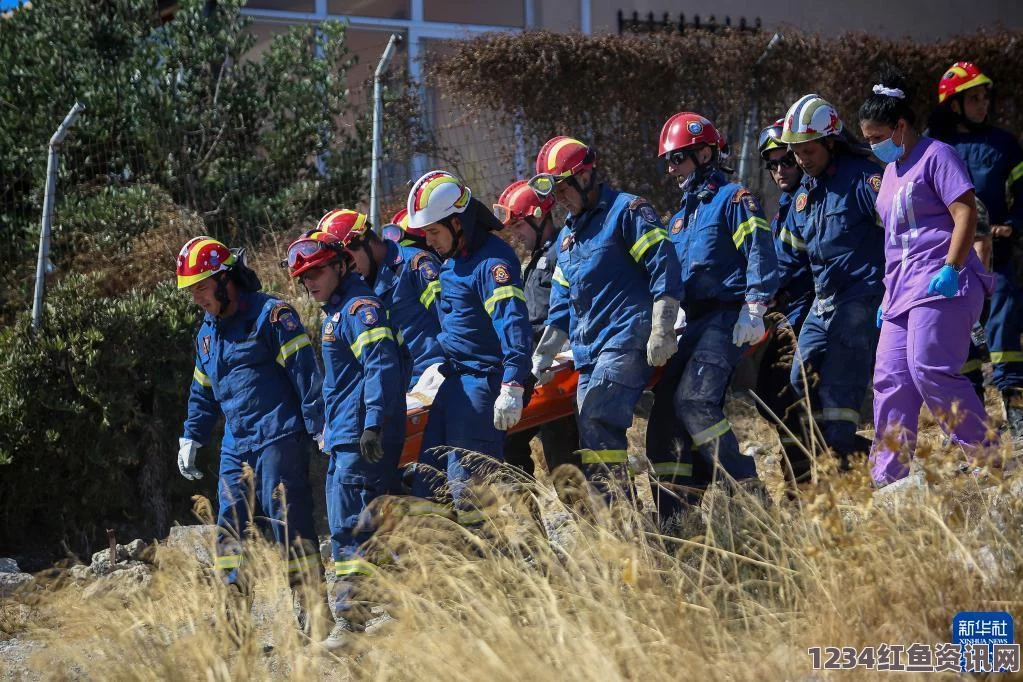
top-left (492, 203), bottom-right (513, 225)
top-left (381, 224), bottom-right (404, 242)
top-left (528, 173), bottom-right (559, 198)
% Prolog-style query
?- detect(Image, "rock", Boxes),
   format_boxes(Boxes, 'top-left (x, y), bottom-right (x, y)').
top-left (124, 538), bottom-right (148, 561)
top-left (82, 563), bottom-right (152, 600)
top-left (67, 564), bottom-right (93, 582)
top-left (873, 471), bottom-right (927, 508)
top-left (166, 524), bottom-right (216, 566)
top-left (90, 547), bottom-right (131, 576)
top-left (0, 571), bottom-right (35, 597)
top-left (0, 557), bottom-right (20, 573)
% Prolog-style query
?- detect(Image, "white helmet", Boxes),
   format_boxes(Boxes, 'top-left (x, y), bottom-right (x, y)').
top-left (780, 94), bottom-right (844, 144)
top-left (406, 170), bottom-right (472, 230)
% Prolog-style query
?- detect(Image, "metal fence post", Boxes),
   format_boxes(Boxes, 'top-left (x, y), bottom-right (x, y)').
top-left (32, 101), bottom-right (85, 333)
top-left (370, 33), bottom-right (401, 232)
top-left (737, 33), bottom-right (780, 186)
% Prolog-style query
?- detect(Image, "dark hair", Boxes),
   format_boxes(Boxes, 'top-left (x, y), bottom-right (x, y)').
top-left (858, 64), bottom-right (917, 128)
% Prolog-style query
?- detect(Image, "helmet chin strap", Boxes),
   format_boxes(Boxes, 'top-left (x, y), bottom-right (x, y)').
top-left (567, 169), bottom-right (598, 214)
top-left (439, 220), bottom-right (463, 260)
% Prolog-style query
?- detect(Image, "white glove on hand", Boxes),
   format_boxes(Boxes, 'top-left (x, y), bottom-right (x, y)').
top-left (531, 326), bottom-right (569, 387)
top-left (647, 296), bottom-right (681, 367)
top-left (493, 383), bottom-right (525, 431)
top-left (409, 362), bottom-right (446, 397)
top-left (732, 301), bottom-right (768, 346)
top-left (177, 438), bottom-right (203, 480)
top-left (674, 306), bottom-right (687, 334)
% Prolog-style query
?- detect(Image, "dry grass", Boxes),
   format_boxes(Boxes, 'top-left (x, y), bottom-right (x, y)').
top-left (3, 400), bottom-right (1022, 682)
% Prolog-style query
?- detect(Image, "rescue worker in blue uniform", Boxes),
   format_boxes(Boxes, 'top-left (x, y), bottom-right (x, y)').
top-left (645, 113), bottom-right (776, 518)
top-left (528, 136), bottom-right (683, 490)
top-left (758, 119), bottom-right (817, 489)
top-left (286, 228), bottom-right (408, 651)
top-left (405, 171), bottom-right (533, 524)
top-left (781, 94), bottom-right (885, 468)
top-left (928, 61), bottom-right (1023, 442)
top-left (494, 179), bottom-right (581, 476)
top-left (175, 237), bottom-right (324, 631)
top-left (316, 208), bottom-right (444, 388)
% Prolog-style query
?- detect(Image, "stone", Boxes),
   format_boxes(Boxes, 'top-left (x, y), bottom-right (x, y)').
top-left (90, 548), bottom-right (131, 576)
top-left (0, 571), bottom-right (35, 597)
top-left (0, 557), bottom-right (20, 573)
top-left (82, 563), bottom-right (153, 600)
top-left (67, 564), bottom-right (93, 582)
top-left (166, 524), bottom-right (216, 566)
top-left (124, 539), bottom-right (148, 561)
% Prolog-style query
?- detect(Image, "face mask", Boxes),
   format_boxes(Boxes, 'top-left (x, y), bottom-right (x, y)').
top-left (871, 127), bottom-right (905, 164)
top-left (677, 170), bottom-right (697, 193)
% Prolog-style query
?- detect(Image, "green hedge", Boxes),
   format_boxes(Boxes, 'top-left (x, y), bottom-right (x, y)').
top-left (0, 274), bottom-right (211, 552)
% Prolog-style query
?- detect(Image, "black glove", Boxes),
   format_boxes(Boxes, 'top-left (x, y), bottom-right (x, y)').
top-left (360, 427), bottom-right (383, 464)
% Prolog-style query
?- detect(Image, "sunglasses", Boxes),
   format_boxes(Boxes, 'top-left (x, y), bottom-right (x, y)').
top-left (666, 149), bottom-right (697, 167)
top-left (765, 153), bottom-right (797, 172)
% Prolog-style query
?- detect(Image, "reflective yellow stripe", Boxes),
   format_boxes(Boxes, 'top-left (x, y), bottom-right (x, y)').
top-left (350, 327), bottom-right (394, 358)
top-left (483, 286), bottom-right (525, 315)
top-left (960, 358), bottom-right (984, 374)
top-left (990, 351), bottom-right (1023, 364)
top-left (578, 448), bottom-right (628, 464)
top-left (691, 419), bottom-right (731, 446)
top-left (652, 462), bottom-right (693, 478)
top-left (406, 500), bottom-right (455, 518)
top-left (779, 227), bottom-right (806, 251)
top-left (815, 408), bottom-right (860, 424)
top-left (276, 334), bottom-right (311, 366)
top-left (1009, 160), bottom-right (1023, 186)
top-left (288, 554), bottom-right (320, 573)
top-left (552, 265), bottom-right (569, 288)
top-left (419, 280), bottom-right (441, 309)
top-left (215, 555), bottom-right (242, 570)
top-left (732, 216), bottom-right (770, 248)
top-left (629, 228), bottom-right (668, 262)
top-left (457, 510), bottom-right (487, 526)
top-left (193, 367), bottom-right (212, 388)
top-left (334, 559), bottom-right (375, 578)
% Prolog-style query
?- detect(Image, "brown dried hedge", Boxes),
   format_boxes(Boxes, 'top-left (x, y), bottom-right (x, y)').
top-left (430, 28), bottom-right (1023, 211)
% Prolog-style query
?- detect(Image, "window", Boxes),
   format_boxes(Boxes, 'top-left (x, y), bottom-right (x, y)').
top-left (328, 0), bottom-right (410, 19)
top-left (246, 0), bottom-right (316, 11)
top-left (424, 0), bottom-right (524, 27)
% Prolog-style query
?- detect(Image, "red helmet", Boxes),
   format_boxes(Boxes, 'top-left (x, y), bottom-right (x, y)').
top-left (534, 136), bottom-right (596, 178)
top-left (391, 207), bottom-right (426, 238)
top-left (938, 61), bottom-right (993, 104)
top-left (286, 230), bottom-right (345, 278)
top-left (176, 236), bottom-right (236, 289)
top-left (316, 209), bottom-right (370, 247)
top-left (658, 112), bottom-right (719, 158)
top-left (493, 179), bottom-right (555, 226)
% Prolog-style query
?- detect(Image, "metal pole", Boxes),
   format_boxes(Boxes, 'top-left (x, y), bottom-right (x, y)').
top-left (32, 101), bottom-right (85, 333)
top-left (370, 33), bottom-right (401, 233)
top-left (737, 33), bottom-right (780, 186)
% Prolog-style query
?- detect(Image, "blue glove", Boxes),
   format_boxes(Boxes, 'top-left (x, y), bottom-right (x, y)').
top-left (876, 306), bottom-right (883, 329)
top-left (927, 264), bottom-right (960, 299)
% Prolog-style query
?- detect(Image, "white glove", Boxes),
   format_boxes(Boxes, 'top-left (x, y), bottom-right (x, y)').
top-left (315, 431), bottom-right (327, 454)
top-left (409, 362), bottom-right (446, 397)
top-left (732, 301), bottom-right (768, 346)
top-left (177, 438), bottom-right (203, 480)
top-left (493, 383), bottom-right (525, 431)
top-left (531, 326), bottom-right (568, 387)
top-left (647, 296), bottom-right (680, 367)
top-left (674, 306), bottom-right (687, 334)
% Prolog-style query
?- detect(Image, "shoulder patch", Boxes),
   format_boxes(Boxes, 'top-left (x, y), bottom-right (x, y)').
top-left (734, 188), bottom-right (761, 213)
top-left (347, 297), bottom-right (381, 315)
top-left (868, 173), bottom-right (882, 193)
top-left (411, 251), bottom-right (440, 281)
top-left (628, 196), bottom-right (660, 225)
top-left (671, 217), bottom-right (684, 235)
top-left (323, 321), bottom-right (336, 342)
top-left (795, 194), bottom-right (808, 212)
top-left (491, 263), bottom-right (511, 285)
top-left (732, 188), bottom-right (750, 203)
top-left (357, 306), bottom-right (379, 326)
top-left (268, 302), bottom-right (299, 332)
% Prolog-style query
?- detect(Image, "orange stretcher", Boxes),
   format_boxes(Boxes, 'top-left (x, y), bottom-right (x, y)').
top-left (400, 361), bottom-right (580, 467)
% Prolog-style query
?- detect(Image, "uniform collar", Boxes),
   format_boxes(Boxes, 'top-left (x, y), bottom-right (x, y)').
top-left (322, 271), bottom-right (360, 312)
top-left (566, 184), bottom-right (614, 232)
top-left (383, 238), bottom-right (403, 270)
